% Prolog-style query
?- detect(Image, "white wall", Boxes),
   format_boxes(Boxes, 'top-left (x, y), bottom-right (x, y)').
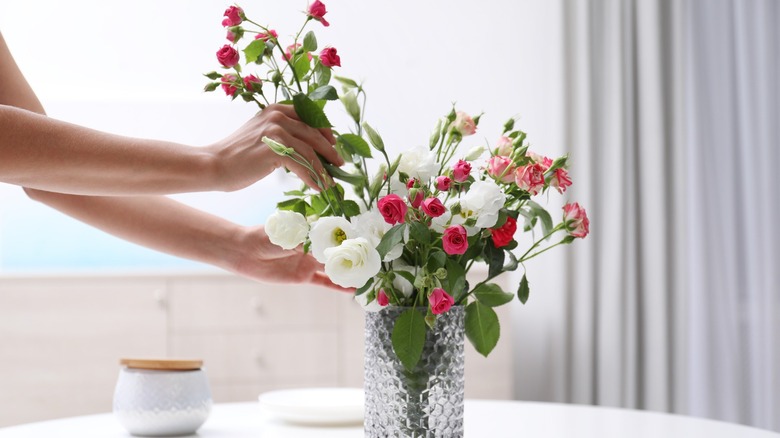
top-left (0, 0), bottom-right (563, 268)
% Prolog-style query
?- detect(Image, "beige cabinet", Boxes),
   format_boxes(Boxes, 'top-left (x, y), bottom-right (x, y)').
top-left (0, 272), bottom-right (514, 427)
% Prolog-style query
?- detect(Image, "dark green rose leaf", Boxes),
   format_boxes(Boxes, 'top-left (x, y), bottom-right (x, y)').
top-left (339, 133), bottom-right (372, 158)
top-left (309, 85), bottom-right (338, 101)
top-left (517, 274), bottom-right (530, 304)
top-left (303, 31), bottom-right (318, 52)
top-left (473, 283), bottom-right (514, 307)
top-left (465, 301), bottom-right (500, 357)
top-left (293, 93), bottom-right (332, 128)
top-left (376, 224), bottom-right (406, 260)
top-left (392, 308), bottom-right (427, 371)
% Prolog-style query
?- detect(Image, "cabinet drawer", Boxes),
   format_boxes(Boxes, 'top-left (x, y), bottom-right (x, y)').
top-left (169, 277), bottom-right (343, 332)
top-left (170, 329), bottom-right (339, 384)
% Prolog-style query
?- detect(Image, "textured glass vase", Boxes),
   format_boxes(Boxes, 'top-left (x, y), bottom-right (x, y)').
top-left (364, 306), bottom-right (465, 438)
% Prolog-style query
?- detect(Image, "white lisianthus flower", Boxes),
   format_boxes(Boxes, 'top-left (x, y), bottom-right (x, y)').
top-left (459, 179), bottom-right (507, 228)
top-left (352, 210), bottom-right (404, 262)
top-left (354, 285), bottom-right (383, 312)
top-left (309, 217), bottom-right (357, 263)
top-left (431, 206), bottom-right (479, 236)
top-left (265, 210), bottom-right (309, 250)
top-left (391, 262), bottom-right (416, 298)
top-left (324, 238), bottom-right (382, 288)
top-left (397, 145), bottom-right (439, 182)
top-left (464, 145), bottom-right (486, 161)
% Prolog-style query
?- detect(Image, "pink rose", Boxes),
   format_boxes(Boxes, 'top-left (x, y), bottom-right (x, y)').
top-left (490, 216), bottom-right (517, 248)
top-left (452, 111), bottom-right (477, 136)
top-left (308, 0), bottom-right (330, 27)
top-left (220, 74), bottom-right (238, 96)
top-left (435, 176), bottom-right (452, 191)
top-left (243, 74), bottom-right (262, 92)
top-left (255, 29), bottom-right (278, 41)
top-left (515, 163), bottom-right (545, 195)
top-left (378, 194), bottom-right (408, 225)
top-left (487, 156), bottom-right (516, 183)
top-left (421, 198), bottom-right (446, 218)
top-left (452, 160), bottom-right (472, 183)
top-left (429, 288), bottom-right (454, 315)
top-left (221, 18), bottom-right (231, 27)
top-left (282, 43), bottom-right (312, 62)
top-left (549, 167), bottom-right (572, 193)
top-left (442, 225), bottom-right (468, 255)
top-left (319, 47), bottom-right (341, 67)
top-left (563, 203), bottom-right (590, 238)
top-left (377, 289), bottom-right (389, 307)
top-left (223, 6), bottom-right (244, 27)
top-left (216, 45), bottom-right (240, 68)
top-left (495, 136), bottom-right (513, 156)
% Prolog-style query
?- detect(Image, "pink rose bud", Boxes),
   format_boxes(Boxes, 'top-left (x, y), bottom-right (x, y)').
top-left (243, 74), bottom-right (262, 92)
top-left (255, 29), bottom-right (279, 41)
top-left (377, 289), bottom-right (389, 307)
top-left (408, 188), bottom-right (424, 209)
top-left (435, 176), bottom-right (452, 191)
top-left (226, 27), bottom-right (242, 43)
top-left (442, 225), bottom-right (468, 255)
top-left (421, 198), bottom-right (446, 218)
top-left (487, 156), bottom-right (516, 183)
top-left (563, 203), bottom-right (590, 238)
top-left (406, 179), bottom-right (417, 189)
top-left (515, 162), bottom-right (545, 195)
top-left (220, 74), bottom-right (238, 96)
top-left (452, 160), bottom-right (472, 183)
top-left (223, 6), bottom-right (244, 27)
top-left (282, 43), bottom-right (312, 62)
top-left (495, 136), bottom-right (513, 156)
top-left (429, 288), bottom-right (454, 315)
top-left (216, 44), bottom-right (240, 68)
top-left (221, 18), bottom-right (231, 27)
top-left (378, 194), bottom-right (408, 225)
top-left (549, 167), bottom-right (572, 194)
top-left (319, 47), bottom-right (341, 68)
top-left (452, 111), bottom-right (477, 136)
top-left (308, 0), bottom-right (330, 27)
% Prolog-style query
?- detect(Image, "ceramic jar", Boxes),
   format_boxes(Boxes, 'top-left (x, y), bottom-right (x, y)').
top-left (113, 358), bottom-right (212, 437)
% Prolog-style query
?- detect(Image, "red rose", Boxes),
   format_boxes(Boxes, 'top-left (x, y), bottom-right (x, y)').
top-left (421, 198), bottom-right (446, 218)
top-left (243, 74), bottom-right (262, 92)
top-left (223, 6), bottom-right (244, 27)
top-left (442, 225), bottom-right (468, 255)
top-left (255, 29), bottom-right (278, 42)
top-left (308, 0), bottom-right (330, 26)
top-left (377, 289), bottom-right (389, 307)
top-left (429, 288), bottom-right (454, 315)
top-left (452, 160), bottom-right (471, 183)
top-left (220, 74), bottom-right (238, 96)
top-left (216, 45), bottom-right (240, 68)
top-left (435, 176), bottom-right (452, 191)
top-left (378, 194), bottom-right (408, 225)
top-left (490, 216), bottom-right (517, 248)
top-left (319, 47), bottom-right (341, 68)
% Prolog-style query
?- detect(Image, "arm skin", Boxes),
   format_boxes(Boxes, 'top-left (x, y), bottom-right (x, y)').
top-left (0, 31), bottom-right (346, 291)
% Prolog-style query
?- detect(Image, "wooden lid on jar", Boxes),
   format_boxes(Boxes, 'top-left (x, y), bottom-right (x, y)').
top-left (120, 358), bottom-right (203, 371)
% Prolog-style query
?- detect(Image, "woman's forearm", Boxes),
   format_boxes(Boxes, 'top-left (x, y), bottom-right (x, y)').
top-left (24, 189), bottom-right (246, 272)
top-left (0, 105), bottom-right (219, 195)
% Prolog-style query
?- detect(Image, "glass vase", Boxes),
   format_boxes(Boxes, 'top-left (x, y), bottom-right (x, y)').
top-left (364, 306), bottom-right (465, 438)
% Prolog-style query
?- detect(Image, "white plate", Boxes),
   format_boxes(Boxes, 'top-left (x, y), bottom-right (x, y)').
top-left (258, 387), bottom-right (364, 426)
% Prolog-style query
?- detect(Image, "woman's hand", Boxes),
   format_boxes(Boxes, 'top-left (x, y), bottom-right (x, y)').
top-left (231, 225), bottom-right (352, 292)
top-left (208, 104), bottom-right (343, 192)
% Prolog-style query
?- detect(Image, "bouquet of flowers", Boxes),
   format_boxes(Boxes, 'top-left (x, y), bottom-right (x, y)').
top-left (205, 1), bottom-right (589, 371)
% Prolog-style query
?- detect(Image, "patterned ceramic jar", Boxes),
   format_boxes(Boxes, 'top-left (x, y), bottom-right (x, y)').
top-left (113, 358), bottom-right (212, 437)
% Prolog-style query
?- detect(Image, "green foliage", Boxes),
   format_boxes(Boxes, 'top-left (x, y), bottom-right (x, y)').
top-left (376, 224), bottom-right (406, 259)
top-left (293, 93), bottom-right (332, 128)
top-left (473, 283), bottom-right (514, 307)
top-left (392, 308), bottom-right (427, 371)
top-left (339, 133), bottom-right (372, 158)
top-left (309, 85), bottom-right (338, 101)
top-left (465, 301), bottom-right (500, 357)
top-left (362, 122), bottom-right (385, 152)
top-left (243, 39), bottom-right (265, 63)
top-left (303, 31), bottom-right (318, 52)
top-left (517, 274), bottom-right (530, 304)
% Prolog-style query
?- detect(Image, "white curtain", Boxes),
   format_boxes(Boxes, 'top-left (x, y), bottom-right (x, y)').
top-left (512, 0), bottom-right (780, 431)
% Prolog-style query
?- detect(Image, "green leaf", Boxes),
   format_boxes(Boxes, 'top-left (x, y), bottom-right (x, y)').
top-left (341, 200), bottom-right (361, 218)
top-left (392, 308), bottom-right (427, 371)
top-left (376, 224), bottom-right (406, 259)
top-left (243, 39), bottom-right (265, 63)
top-left (528, 200), bottom-right (554, 238)
top-left (283, 190), bottom-right (306, 197)
top-left (465, 301), bottom-right (500, 357)
top-left (293, 93), bottom-right (332, 128)
top-left (426, 250), bottom-right (447, 271)
top-left (203, 71), bottom-right (222, 80)
top-left (362, 122), bottom-right (385, 152)
top-left (409, 221), bottom-right (431, 244)
top-left (517, 274), bottom-right (530, 304)
top-left (445, 259), bottom-right (467, 302)
top-left (303, 31), bottom-right (318, 52)
top-left (355, 278), bottom-right (374, 296)
top-left (323, 162), bottom-right (364, 185)
top-left (473, 283), bottom-right (514, 307)
top-left (309, 85), bottom-right (338, 101)
top-left (293, 54), bottom-right (311, 79)
top-left (334, 75), bottom-right (359, 88)
top-left (317, 63), bottom-right (332, 87)
top-left (394, 270), bottom-right (417, 288)
top-left (339, 134), bottom-right (372, 158)
top-left (483, 241), bottom-right (505, 279)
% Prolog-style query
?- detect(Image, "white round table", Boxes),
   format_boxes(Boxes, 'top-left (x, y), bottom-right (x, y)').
top-left (0, 401), bottom-right (776, 437)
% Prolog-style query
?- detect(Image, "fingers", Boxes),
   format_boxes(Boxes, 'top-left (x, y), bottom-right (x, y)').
top-left (276, 132), bottom-right (332, 191)
top-left (265, 104), bottom-right (343, 166)
top-left (310, 271), bottom-right (354, 293)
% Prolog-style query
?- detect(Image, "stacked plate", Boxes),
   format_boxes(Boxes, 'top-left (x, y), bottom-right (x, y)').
top-left (258, 388), bottom-right (364, 426)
